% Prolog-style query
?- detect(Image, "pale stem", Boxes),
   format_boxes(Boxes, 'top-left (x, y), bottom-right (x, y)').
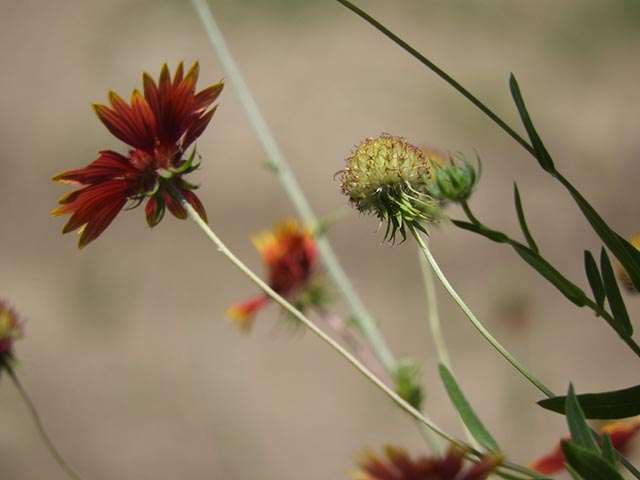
top-left (189, 0), bottom-right (396, 372)
top-left (409, 225), bottom-right (555, 399)
top-left (7, 367), bottom-right (82, 480)
top-left (178, 195), bottom-right (465, 449)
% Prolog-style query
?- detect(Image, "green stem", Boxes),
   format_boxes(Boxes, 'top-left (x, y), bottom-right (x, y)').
top-left (191, 0), bottom-right (396, 373)
top-left (177, 193), bottom-right (464, 449)
top-left (409, 225), bottom-right (555, 398)
top-left (6, 366), bottom-right (82, 480)
top-left (334, 0), bottom-right (535, 156)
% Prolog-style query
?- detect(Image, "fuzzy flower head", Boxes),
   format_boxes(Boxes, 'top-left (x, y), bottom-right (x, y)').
top-left (339, 134), bottom-right (440, 243)
top-left (52, 62), bottom-right (224, 248)
top-left (354, 446), bottom-right (501, 480)
top-left (226, 220), bottom-right (322, 332)
top-left (0, 301), bottom-right (23, 369)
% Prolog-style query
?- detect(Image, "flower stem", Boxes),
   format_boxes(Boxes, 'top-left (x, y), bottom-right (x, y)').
top-left (6, 366), bottom-right (82, 480)
top-left (177, 193), bottom-right (465, 450)
top-left (409, 225), bottom-right (555, 398)
top-left (190, 0), bottom-right (396, 373)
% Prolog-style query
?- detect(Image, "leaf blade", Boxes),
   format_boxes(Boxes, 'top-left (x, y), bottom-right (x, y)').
top-left (538, 384), bottom-right (640, 420)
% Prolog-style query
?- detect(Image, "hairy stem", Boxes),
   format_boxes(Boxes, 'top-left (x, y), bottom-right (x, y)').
top-left (410, 225), bottom-right (555, 398)
top-left (190, 0), bottom-right (396, 373)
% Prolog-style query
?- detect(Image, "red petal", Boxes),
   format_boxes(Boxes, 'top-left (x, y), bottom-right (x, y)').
top-left (192, 82), bottom-right (224, 115)
top-left (181, 189), bottom-right (208, 223)
top-left (172, 62), bottom-right (185, 87)
top-left (145, 195), bottom-right (165, 227)
top-left (183, 106), bottom-right (217, 150)
top-left (226, 296), bottom-right (269, 332)
top-left (53, 151), bottom-right (137, 185)
top-left (163, 190), bottom-right (187, 220)
top-left (528, 442), bottom-right (565, 475)
top-left (94, 94), bottom-right (154, 152)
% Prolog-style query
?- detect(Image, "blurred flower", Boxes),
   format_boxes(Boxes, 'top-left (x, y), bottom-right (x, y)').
top-left (0, 300), bottom-right (23, 371)
top-left (529, 417), bottom-right (640, 475)
top-left (392, 357), bottom-right (424, 410)
top-left (338, 134), bottom-right (440, 243)
top-left (226, 220), bottom-right (320, 331)
top-left (354, 446), bottom-right (501, 480)
top-left (616, 235), bottom-right (640, 293)
top-left (52, 62), bottom-right (224, 248)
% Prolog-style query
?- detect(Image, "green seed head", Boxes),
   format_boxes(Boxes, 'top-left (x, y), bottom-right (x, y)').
top-left (339, 134), bottom-right (440, 242)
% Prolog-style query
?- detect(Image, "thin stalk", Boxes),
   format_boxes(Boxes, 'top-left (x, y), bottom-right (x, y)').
top-left (190, 0), bottom-right (396, 372)
top-left (177, 193), bottom-right (464, 450)
top-left (6, 367), bottom-right (82, 480)
top-left (409, 225), bottom-right (555, 398)
top-left (334, 0), bottom-right (535, 157)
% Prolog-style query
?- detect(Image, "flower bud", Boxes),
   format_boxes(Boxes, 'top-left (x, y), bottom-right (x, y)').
top-left (339, 134), bottom-right (440, 243)
top-left (426, 151), bottom-right (479, 204)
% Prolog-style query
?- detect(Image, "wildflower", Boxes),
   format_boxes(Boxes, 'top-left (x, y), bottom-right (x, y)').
top-left (616, 235), bottom-right (640, 293)
top-left (226, 220), bottom-right (320, 331)
top-left (0, 301), bottom-right (23, 372)
top-left (52, 62), bottom-right (224, 248)
top-left (338, 134), bottom-right (440, 243)
top-left (354, 446), bottom-right (501, 480)
top-left (529, 417), bottom-right (640, 474)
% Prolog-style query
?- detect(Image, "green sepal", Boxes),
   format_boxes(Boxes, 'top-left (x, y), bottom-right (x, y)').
top-left (438, 364), bottom-right (499, 452)
top-left (513, 183), bottom-right (538, 253)
top-left (509, 74), bottom-right (556, 174)
top-left (538, 384), bottom-right (640, 419)
top-left (584, 250), bottom-right (606, 313)
top-left (565, 384), bottom-right (599, 452)
top-left (600, 248), bottom-right (632, 338)
top-left (171, 147), bottom-right (200, 174)
top-left (561, 441), bottom-right (624, 480)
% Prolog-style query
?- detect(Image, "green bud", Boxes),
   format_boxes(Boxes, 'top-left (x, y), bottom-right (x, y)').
top-left (392, 357), bottom-right (425, 410)
top-left (427, 152), bottom-right (480, 203)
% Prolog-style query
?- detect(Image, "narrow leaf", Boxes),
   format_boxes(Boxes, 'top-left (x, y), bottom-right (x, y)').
top-left (538, 384), bottom-right (640, 419)
top-left (513, 183), bottom-right (538, 253)
top-left (451, 219), bottom-right (509, 243)
top-left (512, 244), bottom-right (588, 307)
top-left (600, 248), bottom-right (632, 338)
top-left (565, 464), bottom-right (584, 480)
top-left (561, 441), bottom-right (624, 480)
top-left (438, 364), bottom-right (499, 452)
top-left (565, 384), bottom-right (599, 452)
top-left (556, 174), bottom-right (640, 291)
top-left (600, 433), bottom-right (617, 467)
top-left (584, 250), bottom-right (605, 312)
top-left (509, 75), bottom-right (556, 174)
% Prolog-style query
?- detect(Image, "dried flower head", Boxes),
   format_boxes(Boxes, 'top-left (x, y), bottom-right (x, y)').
top-left (354, 446), bottom-right (501, 480)
top-left (339, 134), bottom-right (440, 243)
top-left (617, 235), bottom-right (640, 293)
top-left (52, 62), bottom-right (224, 248)
top-left (529, 417), bottom-right (640, 475)
top-left (0, 301), bottom-right (23, 370)
top-left (226, 220), bottom-right (321, 332)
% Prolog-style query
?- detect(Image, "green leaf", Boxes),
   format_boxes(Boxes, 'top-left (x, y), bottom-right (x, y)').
top-left (438, 364), bottom-right (499, 452)
top-left (561, 441), bottom-right (624, 480)
top-left (584, 250), bottom-right (605, 312)
top-left (513, 183), bottom-right (538, 253)
top-left (556, 174), bottom-right (640, 292)
top-left (600, 248), bottom-right (632, 338)
top-left (451, 220), bottom-right (509, 243)
top-left (600, 433), bottom-right (617, 467)
top-left (565, 384), bottom-right (599, 452)
top-left (538, 384), bottom-right (640, 419)
top-left (512, 244), bottom-right (588, 307)
top-left (565, 464), bottom-right (584, 480)
top-left (509, 75), bottom-right (556, 174)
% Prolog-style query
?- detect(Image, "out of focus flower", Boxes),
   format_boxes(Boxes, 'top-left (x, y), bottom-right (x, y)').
top-left (617, 235), bottom-right (640, 293)
top-left (226, 220), bottom-right (321, 332)
top-left (52, 62), bottom-right (224, 248)
top-left (354, 446), bottom-right (501, 480)
top-left (338, 134), bottom-right (440, 243)
top-left (529, 417), bottom-right (640, 475)
top-left (0, 300), bottom-right (23, 371)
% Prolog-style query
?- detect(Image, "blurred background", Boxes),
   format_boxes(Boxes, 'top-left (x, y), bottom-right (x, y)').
top-left (1, 0), bottom-right (639, 478)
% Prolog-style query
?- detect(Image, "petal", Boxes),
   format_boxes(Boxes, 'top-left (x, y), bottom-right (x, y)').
top-left (192, 81), bottom-right (224, 114)
top-left (172, 61), bottom-right (185, 87)
top-left (225, 296), bottom-right (269, 332)
top-left (163, 190), bottom-right (187, 220)
top-left (145, 195), bottom-right (165, 228)
top-left (94, 93), bottom-right (155, 152)
top-left (53, 151), bottom-right (137, 185)
top-left (528, 442), bottom-right (565, 475)
top-left (182, 105), bottom-right (217, 150)
top-left (181, 189), bottom-right (208, 223)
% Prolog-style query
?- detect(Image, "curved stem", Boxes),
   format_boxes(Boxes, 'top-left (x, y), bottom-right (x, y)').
top-left (6, 366), bottom-right (82, 480)
top-left (409, 225), bottom-right (555, 398)
top-left (177, 193), bottom-right (465, 450)
top-left (190, 0), bottom-right (396, 373)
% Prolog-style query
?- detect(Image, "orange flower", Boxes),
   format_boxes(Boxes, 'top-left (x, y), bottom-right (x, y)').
top-left (53, 62), bottom-right (223, 248)
top-left (226, 220), bottom-right (319, 331)
top-left (354, 446), bottom-right (501, 480)
top-left (529, 417), bottom-right (640, 475)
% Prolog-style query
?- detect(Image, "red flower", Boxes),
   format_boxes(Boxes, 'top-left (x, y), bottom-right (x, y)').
top-left (354, 446), bottom-right (501, 480)
top-left (529, 417), bottom-right (640, 475)
top-left (52, 62), bottom-right (223, 248)
top-left (0, 300), bottom-right (23, 370)
top-left (226, 220), bottom-right (319, 331)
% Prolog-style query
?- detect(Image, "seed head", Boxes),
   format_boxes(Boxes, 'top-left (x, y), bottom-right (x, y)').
top-left (339, 134), bottom-right (440, 242)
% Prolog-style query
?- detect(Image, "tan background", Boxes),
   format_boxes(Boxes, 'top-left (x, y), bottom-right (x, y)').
top-left (1, 0), bottom-right (639, 478)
